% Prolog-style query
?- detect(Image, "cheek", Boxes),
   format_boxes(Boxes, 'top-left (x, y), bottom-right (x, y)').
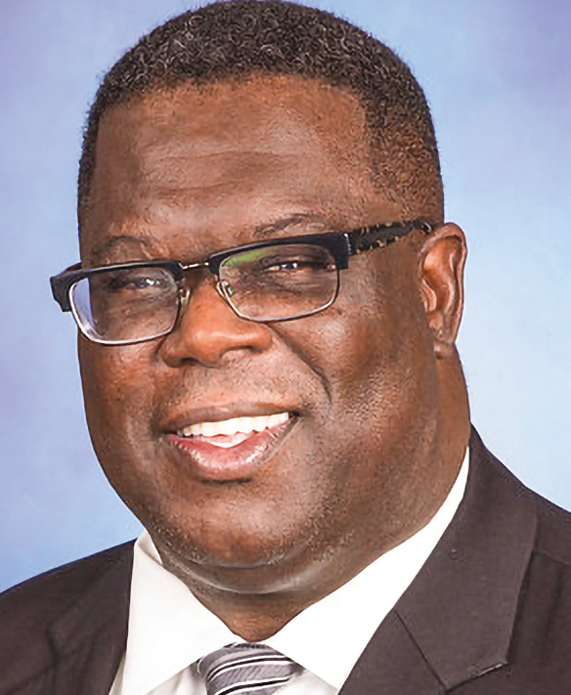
top-left (288, 261), bottom-right (431, 404)
top-left (78, 339), bottom-right (157, 466)
top-left (275, 253), bottom-right (438, 484)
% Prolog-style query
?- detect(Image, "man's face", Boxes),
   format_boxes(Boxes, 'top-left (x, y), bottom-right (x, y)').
top-left (79, 76), bottom-right (449, 596)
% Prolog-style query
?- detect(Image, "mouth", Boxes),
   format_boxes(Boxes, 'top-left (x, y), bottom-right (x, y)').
top-left (164, 410), bottom-right (296, 481)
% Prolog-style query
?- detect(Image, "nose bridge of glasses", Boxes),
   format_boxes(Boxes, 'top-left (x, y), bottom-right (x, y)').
top-left (175, 259), bottom-right (237, 319)
top-left (177, 259), bottom-right (218, 293)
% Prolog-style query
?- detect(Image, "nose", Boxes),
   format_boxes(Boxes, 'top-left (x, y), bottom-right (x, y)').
top-left (158, 278), bottom-right (272, 368)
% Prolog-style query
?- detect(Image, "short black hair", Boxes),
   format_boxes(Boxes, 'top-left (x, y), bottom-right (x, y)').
top-left (78, 0), bottom-right (443, 227)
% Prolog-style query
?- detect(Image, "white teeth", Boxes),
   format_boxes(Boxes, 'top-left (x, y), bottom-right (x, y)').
top-left (179, 412), bottom-right (290, 438)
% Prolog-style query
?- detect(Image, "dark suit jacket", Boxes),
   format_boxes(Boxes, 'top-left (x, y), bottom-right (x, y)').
top-left (2, 429), bottom-right (571, 694)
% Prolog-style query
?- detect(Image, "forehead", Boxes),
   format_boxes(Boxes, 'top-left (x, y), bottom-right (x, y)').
top-left (83, 76), bottom-right (399, 259)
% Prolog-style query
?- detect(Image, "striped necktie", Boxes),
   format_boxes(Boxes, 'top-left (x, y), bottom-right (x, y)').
top-left (198, 642), bottom-right (301, 695)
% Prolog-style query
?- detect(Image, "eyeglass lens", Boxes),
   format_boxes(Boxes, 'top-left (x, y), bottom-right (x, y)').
top-left (71, 267), bottom-right (180, 343)
top-left (70, 243), bottom-right (339, 343)
top-left (219, 243), bottom-right (338, 320)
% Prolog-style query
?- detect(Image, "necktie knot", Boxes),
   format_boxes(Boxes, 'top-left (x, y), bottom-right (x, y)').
top-left (198, 643), bottom-right (300, 695)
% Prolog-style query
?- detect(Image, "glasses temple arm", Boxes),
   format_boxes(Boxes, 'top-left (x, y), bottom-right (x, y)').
top-left (348, 220), bottom-right (433, 254)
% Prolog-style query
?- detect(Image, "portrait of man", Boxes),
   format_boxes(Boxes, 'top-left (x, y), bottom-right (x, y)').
top-left (1, 1), bottom-right (570, 694)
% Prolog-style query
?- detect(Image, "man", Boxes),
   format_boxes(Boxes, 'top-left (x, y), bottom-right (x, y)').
top-left (1, 1), bottom-right (570, 693)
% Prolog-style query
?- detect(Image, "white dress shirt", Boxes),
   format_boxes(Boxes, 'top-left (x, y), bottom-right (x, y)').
top-left (110, 452), bottom-right (469, 695)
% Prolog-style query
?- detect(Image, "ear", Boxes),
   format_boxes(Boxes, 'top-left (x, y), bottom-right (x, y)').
top-left (418, 223), bottom-right (467, 358)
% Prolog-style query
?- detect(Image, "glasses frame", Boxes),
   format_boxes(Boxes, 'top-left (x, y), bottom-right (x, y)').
top-left (50, 219), bottom-right (432, 344)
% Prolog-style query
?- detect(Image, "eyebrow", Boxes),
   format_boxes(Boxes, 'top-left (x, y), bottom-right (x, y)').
top-left (87, 234), bottom-right (157, 265)
top-left (251, 214), bottom-right (331, 239)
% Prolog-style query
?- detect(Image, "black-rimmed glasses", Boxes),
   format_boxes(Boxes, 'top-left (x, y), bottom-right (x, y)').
top-left (50, 219), bottom-right (432, 345)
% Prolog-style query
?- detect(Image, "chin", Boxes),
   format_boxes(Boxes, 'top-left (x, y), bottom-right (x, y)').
top-left (147, 508), bottom-right (319, 592)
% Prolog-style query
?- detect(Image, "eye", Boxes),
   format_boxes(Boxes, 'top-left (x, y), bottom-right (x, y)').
top-left (219, 243), bottom-right (337, 294)
top-left (105, 270), bottom-right (171, 292)
top-left (262, 258), bottom-right (313, 272)
top-left (255, 249), bottom-right (334, 275)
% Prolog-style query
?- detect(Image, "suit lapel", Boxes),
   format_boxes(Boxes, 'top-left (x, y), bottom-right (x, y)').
top-left (340, 430), bottom-right (537, 694)
top-left (338, 611), bottom-right (444, 694)
top-left (46, 545), bottom-right (133, 695)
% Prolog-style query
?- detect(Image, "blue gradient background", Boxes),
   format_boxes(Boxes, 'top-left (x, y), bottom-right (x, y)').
top-left (1, 0), bottom-right (570, 591)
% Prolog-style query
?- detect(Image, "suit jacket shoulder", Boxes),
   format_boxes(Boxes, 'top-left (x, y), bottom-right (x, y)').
top-left (340, 429), bottom-right (571, 694)
top-left (0, 542), bottom-right (133, 695)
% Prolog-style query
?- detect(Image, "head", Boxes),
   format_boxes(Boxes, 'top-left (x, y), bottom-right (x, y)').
top-left (74, 0), bottom-right (469, 637)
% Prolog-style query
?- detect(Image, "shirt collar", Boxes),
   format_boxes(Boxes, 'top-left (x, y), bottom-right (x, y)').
top-left (118, 450), bottom-right (469, 694)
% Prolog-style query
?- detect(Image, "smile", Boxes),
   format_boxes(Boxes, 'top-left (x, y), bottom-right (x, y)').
top-left (165, 410), bottom-right (295, 481)
top-left (176, 412), bottom-right (291, 448)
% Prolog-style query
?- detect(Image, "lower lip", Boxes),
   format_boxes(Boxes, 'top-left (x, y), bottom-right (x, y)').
top-left (165, 418), bottom-right (295, 481)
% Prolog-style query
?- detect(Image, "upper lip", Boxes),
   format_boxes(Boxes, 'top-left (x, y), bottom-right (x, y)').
top-left (160, 401), bottom-right (299, 433)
